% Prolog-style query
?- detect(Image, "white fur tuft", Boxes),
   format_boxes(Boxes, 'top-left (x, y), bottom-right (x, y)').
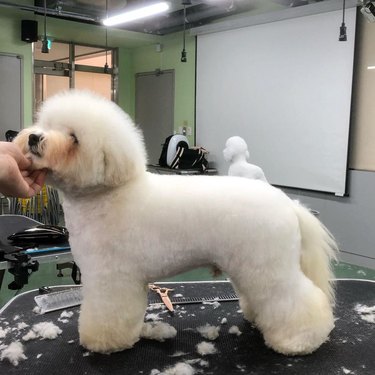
top-left (293, 201), bottom-right (338, 305)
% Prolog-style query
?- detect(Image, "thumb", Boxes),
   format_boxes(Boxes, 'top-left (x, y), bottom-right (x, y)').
top-left (16, 153), bottom-right (31, 170)
top-left (8, 144), bottom-right (31, 170)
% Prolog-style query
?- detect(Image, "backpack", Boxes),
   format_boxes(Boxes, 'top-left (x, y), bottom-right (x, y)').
top-left (158, 135), bottom-right (189, 167)
top-left (158, 135), bottom-right (209, 172)
top-left (169, 146), bottom-right (209, 172)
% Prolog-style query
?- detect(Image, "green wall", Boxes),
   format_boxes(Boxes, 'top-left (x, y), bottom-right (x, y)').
top-left (0, 8), bottom-right (196, 142)
top-left (126, 32), bottom-right (196, 143)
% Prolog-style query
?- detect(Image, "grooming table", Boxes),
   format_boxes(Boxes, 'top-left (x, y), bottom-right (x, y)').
top-left (0, 280), bottom-right (374, 374)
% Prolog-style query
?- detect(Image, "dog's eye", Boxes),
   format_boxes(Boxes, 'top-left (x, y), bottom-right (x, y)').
top-left (70, 133), bottom-right (79, 145)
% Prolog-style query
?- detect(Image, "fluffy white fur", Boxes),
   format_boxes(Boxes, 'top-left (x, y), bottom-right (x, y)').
top-left (223, 136), bottom-right (268, 182)
top-left (15, 90), bottom-right (338, 355)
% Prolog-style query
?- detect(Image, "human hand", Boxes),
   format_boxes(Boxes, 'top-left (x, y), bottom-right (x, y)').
top-left (0, 142), bottom-right (47, 198)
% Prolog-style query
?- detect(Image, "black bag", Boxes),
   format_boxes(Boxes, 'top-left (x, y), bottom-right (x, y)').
top-left (158, 135), bottom-right (189, 167)
top-left (158, 135), bottom-right (209, 172)
top-left (170, 146), bottom-right (209, 172)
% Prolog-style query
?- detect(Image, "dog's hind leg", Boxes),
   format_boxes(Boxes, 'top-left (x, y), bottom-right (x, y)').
top-left (78, 279), bottom-right (148, 353)
top-left (232, 270), bottom-right (334, 356)
top-left (230, 284), bottom-right (256, 323)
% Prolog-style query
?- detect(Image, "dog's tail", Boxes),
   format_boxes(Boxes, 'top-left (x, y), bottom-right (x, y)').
top-left (293, 201), bottom-right (338, 305)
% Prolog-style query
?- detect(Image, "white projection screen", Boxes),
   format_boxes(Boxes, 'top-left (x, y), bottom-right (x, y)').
top-left (196, 8), bottom-right (356, 195)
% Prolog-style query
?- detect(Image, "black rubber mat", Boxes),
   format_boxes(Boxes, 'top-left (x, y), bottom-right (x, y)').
top-left (0, 280), bottom-right (374, 374)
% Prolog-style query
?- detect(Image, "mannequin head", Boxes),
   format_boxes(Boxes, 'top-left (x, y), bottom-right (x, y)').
top-left (223, 136), bottom-right (250, 162)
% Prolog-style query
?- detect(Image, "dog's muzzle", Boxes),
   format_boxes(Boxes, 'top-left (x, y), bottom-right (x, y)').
top-left (28, 133), bottom-right (43, 156)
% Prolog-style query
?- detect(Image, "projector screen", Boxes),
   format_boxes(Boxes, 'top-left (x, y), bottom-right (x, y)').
top-left (196, 9), bottom-right (356, 195)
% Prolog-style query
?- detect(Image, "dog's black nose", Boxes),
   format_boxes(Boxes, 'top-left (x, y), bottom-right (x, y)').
top-left (28, 134), bottom-right (42, 147)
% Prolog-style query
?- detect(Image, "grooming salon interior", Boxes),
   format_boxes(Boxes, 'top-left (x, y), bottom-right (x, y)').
top-left (0, 0), bottom-right (375, 303)
top-left (0, 0), bottom-right (375, 373)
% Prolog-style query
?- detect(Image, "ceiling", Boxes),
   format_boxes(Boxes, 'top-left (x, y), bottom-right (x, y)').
top-left (2, 0), bottom-right (329, 35)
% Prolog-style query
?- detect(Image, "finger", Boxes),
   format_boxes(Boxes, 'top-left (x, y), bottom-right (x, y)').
top-left (25, 170), bottom-right (47, 196)
top-left (34, 169), bottom-right (47, 187)
top-left (29, 169), bottom-right (47, 186)
top-left (27, 180), bottom-right (44, 197)
top-left (21, 170), bottom-right (30, 177)
top-left (15, 152), bottom-right (31, 170)
top-left (8, 174), bottom-right (31, 198)
top-left (2, 143), bottom-right (31, 169)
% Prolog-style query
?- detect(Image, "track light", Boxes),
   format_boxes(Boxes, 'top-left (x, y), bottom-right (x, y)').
top-left (104, 0), bottom-right (109, 73)
top-left (181, 1), bottom-right (190, 63)
top-left (102, 2), bottom-right (170, 26)
top-left (41, 39), bottom-right (49, 53)
top-left (339, 23), bottom-right (347, 41)
top-left (339, 0), bottom-right (347, 42)
top-left (181, 49), bottom-right (187, 62)
top-left (42, 0), bottom-right (49, 53)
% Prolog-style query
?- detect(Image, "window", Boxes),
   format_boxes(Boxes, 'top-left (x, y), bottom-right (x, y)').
top-left (33, 41), bottom-right (117, 116)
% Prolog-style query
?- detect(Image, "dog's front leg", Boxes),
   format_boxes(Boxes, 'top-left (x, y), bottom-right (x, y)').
top-left (78, 279), bottom-right (148, 353)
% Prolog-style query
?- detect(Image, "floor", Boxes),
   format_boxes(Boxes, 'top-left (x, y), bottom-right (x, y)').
top-left (1, 261), bottom-right (375, 308)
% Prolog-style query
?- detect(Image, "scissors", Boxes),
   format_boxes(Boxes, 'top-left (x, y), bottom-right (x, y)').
top-left (149, 284), bottom-right (174, 312)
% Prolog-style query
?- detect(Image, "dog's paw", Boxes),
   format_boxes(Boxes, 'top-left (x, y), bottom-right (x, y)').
top-left (262, 298), bottom-right (334, 355)
top-left (79, 328), bottom-right (140, 354)
top-left (79, 315), bottom-right (143, 353)
top-left (263, 319), bottom-right (334, 356)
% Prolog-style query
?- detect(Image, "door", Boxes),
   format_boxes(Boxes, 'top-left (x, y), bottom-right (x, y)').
top-left (135, 70), bottom-right (174, 165)
top-left (0, 54), bottom-right (22, 141)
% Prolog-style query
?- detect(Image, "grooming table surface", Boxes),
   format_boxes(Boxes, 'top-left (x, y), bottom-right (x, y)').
top-left (0, 280), bottom-right (374, 374)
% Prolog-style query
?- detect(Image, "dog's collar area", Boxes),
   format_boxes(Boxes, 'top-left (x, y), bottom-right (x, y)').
top-left (57, 182), bottom-right (120, 199)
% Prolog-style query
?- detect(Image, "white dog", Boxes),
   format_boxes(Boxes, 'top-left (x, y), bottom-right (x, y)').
top-left (15, 90), bottom-right (337, 356)
top-left (223, 136), bottom-right (268, 182)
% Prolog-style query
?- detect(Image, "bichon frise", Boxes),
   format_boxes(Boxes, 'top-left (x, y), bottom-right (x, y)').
top-left (15, 90), bottom-right (337, 355)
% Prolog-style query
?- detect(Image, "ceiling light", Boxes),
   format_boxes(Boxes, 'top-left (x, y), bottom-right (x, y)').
top-left (102, 2), bottom-right (170, 27)
top-left (104, 0), bottom-right (109, 73)
top-left (339, 0), bottom-right (347, 42)
top-left (181, 1), bottom-right (188, 62)
top-left (42, 0), bottom-right (49, 53)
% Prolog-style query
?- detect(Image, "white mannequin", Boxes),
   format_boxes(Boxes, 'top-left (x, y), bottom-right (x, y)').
top-left (223, 136), bottom-right (268, 182)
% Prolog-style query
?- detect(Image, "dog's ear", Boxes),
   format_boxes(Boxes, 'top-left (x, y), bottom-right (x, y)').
top-left (102, 148), bottom-right (136, 187)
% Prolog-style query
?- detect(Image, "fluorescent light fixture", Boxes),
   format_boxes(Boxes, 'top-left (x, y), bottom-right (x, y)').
top-left (103, 2), bottom-right (170, 26)
top-left (367, 66), bottom-right (375, 70)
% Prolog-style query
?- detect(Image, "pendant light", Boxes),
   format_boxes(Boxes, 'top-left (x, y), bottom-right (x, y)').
top-left (339, 0), bottom-right (347, 41)
top-left (104, 0), bottom-right (109, 73)
top-left (181, 0), bottom-right (191, 62)
top-left (41, 0), bottom-right (49, 53)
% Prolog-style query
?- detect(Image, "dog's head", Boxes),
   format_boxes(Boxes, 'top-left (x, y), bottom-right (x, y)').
top-left (14, 90), bottom-right (147, 195)
top-left (223, 136), bottom-right (250, 162)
